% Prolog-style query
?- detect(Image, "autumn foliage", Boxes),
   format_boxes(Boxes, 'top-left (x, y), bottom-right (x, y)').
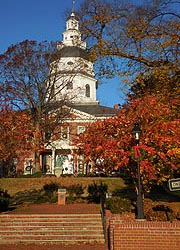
top-left (79, 0), bottom-right (180, 96)
top-left (77, 94), bottom-right (180, 191)
top-left (0, 40), bottom-right (72, 172)
top-left (0, 105), bottom-right (35, 176)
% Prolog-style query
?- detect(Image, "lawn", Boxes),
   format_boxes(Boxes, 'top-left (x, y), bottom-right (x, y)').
top-left (0, 176), bottom-right (179, 221)
top-left (0, 176), bottom-right (125, 195)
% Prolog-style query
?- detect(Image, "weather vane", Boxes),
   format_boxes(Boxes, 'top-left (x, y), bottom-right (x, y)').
top-left (72, 0), bottom-right (75, 13)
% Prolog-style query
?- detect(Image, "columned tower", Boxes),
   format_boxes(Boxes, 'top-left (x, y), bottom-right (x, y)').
top-left (55, 2), bottom-right (98, 105)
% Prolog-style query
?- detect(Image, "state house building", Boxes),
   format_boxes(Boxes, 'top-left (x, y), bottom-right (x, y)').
top-left (24, 7), bottom-right (117, 176)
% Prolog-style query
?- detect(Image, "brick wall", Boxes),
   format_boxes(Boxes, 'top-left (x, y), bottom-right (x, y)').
top-left (106, 213), bottom-right (180, 250)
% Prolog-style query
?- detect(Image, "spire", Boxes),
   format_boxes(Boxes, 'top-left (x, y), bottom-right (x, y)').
top-left (58, 0), bottom-right (86, 49)
top-left (71, 0), bottom-right (75, 17)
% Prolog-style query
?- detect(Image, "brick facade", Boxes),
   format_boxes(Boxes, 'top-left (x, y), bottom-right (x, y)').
top-left (106, 212), bottom-right (180, 250)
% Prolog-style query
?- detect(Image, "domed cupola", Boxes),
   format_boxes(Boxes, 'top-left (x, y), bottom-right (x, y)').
top-left (55, 1), bottom-right (98, 105)
top-left (58, 2), bottom-right (86, 49)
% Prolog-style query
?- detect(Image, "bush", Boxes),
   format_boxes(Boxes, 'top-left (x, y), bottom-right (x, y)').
top-left (43, 183), bottom-right (59, 196)
top-left (0, 197), bottom-right (9, 211)
top-left (106, 197), bottom-right (131, 214)
top-left (87, 182), bottom-right (108, 203)
top-left (66, 196), bottom-right (76, 204)
top-left (67, 184), bottom-right (85, 198)
top-left (61, 174), bottom-right (73, 177)
top-left (0, 189), bottom-right (10, 212)
top-left (35, 196), bottom-right (50, 204)
top-left (21, 172), bottom-right (43, 178)
top-left (145, 203), bottom-right (178, 221)
top-left (0, 189), bottom-right (10, 198)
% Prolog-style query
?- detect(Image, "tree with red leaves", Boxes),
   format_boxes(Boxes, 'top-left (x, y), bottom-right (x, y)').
top-left (0, 40), bottom-right (72, 172)
top-left (0, 104), bottom-right (33, 177)
top-left (77, 94), bottom-right (180, 192)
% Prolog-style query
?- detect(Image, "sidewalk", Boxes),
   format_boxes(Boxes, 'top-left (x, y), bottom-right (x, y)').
top-left (0, 244), bottom-right (108, 250)
top-left (7, 203), bottom-right (101, 214)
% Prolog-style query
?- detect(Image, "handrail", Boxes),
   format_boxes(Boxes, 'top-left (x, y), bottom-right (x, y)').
top-left (100, 194), bottom-right (107, 242)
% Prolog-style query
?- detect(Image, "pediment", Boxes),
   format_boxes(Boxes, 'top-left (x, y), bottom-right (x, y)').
top-left (68, 107), bottom-right (97, 122)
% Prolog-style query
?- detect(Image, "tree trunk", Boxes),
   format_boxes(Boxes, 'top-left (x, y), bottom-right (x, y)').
top-left (33, 120), bottom-right (42, 173)
top-left (34, 150), bottom-right (41, 173)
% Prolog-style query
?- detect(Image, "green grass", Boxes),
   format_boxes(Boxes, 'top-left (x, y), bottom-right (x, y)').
top-left (0, 177), bottom-right (126, 196)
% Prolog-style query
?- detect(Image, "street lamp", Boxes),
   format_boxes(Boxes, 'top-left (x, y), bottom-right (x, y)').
top-left (132, 123), bottom-right (142, 145)
top-left (132, 123), bottom-right (145, 219)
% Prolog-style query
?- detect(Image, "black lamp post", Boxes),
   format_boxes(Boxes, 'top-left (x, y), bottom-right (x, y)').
top-left (132, 124), bottom-right (145, 219)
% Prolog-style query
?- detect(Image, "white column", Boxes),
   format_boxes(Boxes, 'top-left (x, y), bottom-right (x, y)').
top-left (52, 149), bottom-right (56, 175)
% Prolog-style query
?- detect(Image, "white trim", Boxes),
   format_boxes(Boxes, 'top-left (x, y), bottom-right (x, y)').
top-left (77, 126), bottom-right (86, 135)
top-left (61, 126), bottom-right (69, 140)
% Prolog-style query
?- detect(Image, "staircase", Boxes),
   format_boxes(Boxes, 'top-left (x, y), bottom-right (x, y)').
top-left (0, 213), bottom-right (105, 244)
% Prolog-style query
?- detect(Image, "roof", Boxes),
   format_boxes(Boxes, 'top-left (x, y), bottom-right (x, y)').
top-left (57, 46), bottom-right (88, 59)
top-left (66, 14), bottom-right (79, 22)
top-left (71, 103), bottom-right (117, 117)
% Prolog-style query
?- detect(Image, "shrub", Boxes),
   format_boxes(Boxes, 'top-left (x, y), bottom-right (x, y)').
top-left (49, 196), bottom-right (58, 203)
top-left (35, 196), bottom-right (50, 204)
top-left (145, 204), bottom-right (177, 221)
top-left (0, 189), bottom-right (10, 212)
top-left (0, 189), bottom-right (10, 198)
top-left (106, 197), bottom-right (131, 214)
top-left (22, 172), bottom-right (43, 178)
top-left (43, 183), bottom-right (59, 196)
top-left (87, 182), bottom-right (108, 203)
top-left (61, 174), bottom-right (73, 177)
top-left (0, 197), bottom-right (9, 211)
top-left (67, 184), bottom-right (85, 198)
top-left (66, 196), bottom-right (76, 204)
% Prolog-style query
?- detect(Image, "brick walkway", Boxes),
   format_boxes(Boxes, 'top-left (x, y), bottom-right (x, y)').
top-left (0, 244), bottom-right (108, 250)
top-left (7, 203), bottom-right (101, 214)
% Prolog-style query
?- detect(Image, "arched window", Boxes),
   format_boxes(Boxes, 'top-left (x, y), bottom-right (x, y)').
top-left (85, 84), bottom-right (90, 97)
top-left (67, 81), bottom-right (73, 89)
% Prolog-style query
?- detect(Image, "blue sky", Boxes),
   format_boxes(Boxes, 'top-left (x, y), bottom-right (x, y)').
top-left (0, 0), bottom-right (128, 107)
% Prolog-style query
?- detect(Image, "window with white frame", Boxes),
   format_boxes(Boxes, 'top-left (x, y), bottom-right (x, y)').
top-left (61, 126), bottom-right (69, 139)
top-left (77, 126), bottom-right (86, 135)
top-left (67, 81), bottom-right (73, 89)
top-left (85, 84), bottom-right (90, 97)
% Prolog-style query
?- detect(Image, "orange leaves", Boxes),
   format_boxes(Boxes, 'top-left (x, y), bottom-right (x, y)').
top-left (76, 92), bottom-right (179, 190)
top-left (167, 148), bottom-right (180, 157)
top-left (141, 144), bottom-right (156, 157)
top-left (95, 145), bottom-right (103, 152)
top-left (140, 160), bottom-right (155, 179)
top-left (0, 106), bottom-right (33, 162)
top-left (79, 0), bottom-right (179, 90)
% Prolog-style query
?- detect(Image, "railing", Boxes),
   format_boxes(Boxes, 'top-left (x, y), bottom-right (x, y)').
top-left (100, 194), bottom-right (107, 242)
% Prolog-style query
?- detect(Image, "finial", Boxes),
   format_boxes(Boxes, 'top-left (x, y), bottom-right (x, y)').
top-left (71, 0), bottom-right (75, 15)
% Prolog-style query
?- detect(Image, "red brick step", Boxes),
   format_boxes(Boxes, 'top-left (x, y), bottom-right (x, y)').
top-left (0, 214), bottom-right (105, 244)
